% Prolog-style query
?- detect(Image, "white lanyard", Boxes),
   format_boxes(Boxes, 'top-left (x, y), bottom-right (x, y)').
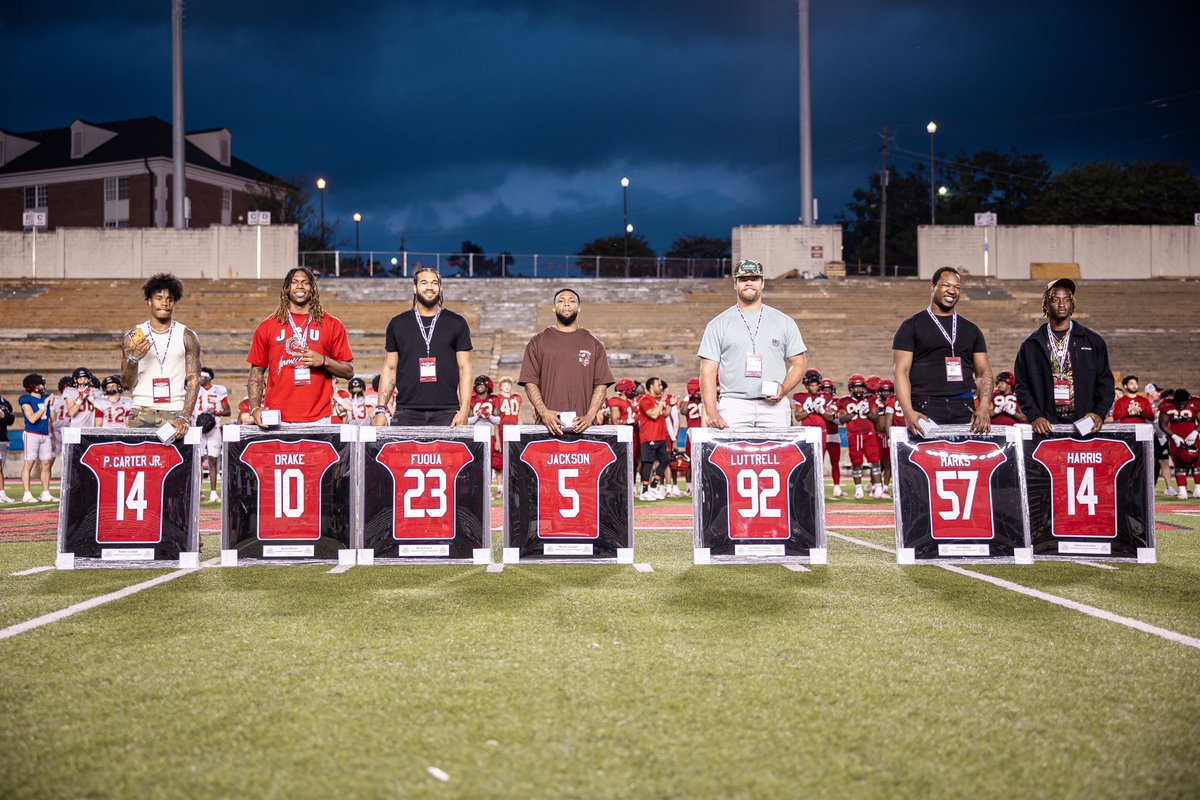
top-left (1046, 321), bottom-right (1072, 371)
top-left (288, 312), bottom-right (312, 345)
top-left (147, 321), bottom-right (176, 369)
top-left (415, 308), bottom-right (441, 357)
top-left (735, 305), bottom-right (763, 351)
top-left (926, 307), bottom-right (957, 356)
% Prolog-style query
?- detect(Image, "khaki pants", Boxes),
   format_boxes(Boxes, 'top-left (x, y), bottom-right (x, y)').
top-left (126, 406), bottom-right (186, 429)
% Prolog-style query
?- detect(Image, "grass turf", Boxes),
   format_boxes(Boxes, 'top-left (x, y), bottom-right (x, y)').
top-left (0, 495), bottom-right (1198, 798)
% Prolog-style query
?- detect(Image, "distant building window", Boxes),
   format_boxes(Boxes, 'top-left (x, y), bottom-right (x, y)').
top-left (222, 188), bottom-right (232, 210)
top-left (24, 185), bottom-right (48, 210)
top-left (104, 177), bottom-right (129, 201)
top-left (104, 219), bottom-right (130, 229)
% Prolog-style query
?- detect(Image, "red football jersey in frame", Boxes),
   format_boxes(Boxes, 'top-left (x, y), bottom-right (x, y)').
top-left (908, 440), bottom-right (1006, 540)
top-left (519, 439), bottom-right (617, 539)
top-left (1031, 438), bottom-right (1135, 539)
top-left (239, 439), bottom-right (340, 540)
top-left (376, 440), bottom-right (476, 540)
top-left (708, 441), bottom-right (806, 540)
top-left (80, 441), bottom-right (185, 543)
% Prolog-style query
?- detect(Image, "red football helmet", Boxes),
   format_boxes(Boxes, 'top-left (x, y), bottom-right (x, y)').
top-left (847, 374), bottom-right (867, 389)
top-left (474, 375), bottom-right (494, 393)
top-left (670, 451), bottom-right (690, 474)
top-left (819, 379), bottom-right (835, 393)
top-left (615, 378), bottom-right (637, 397)
top-left (866, 375), bottom-right (881, 391)
top-left (877, 379), bottom-right (895, 393)
top-left (686, 378), bottom-right (701, 397)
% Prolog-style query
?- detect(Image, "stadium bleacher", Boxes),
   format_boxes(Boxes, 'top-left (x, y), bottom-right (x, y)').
top-left (1, 276), bottom-right (1197, 426)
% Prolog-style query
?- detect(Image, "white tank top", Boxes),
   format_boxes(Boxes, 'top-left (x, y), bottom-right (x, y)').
top-left (132, 321), bottom-right (189, 410)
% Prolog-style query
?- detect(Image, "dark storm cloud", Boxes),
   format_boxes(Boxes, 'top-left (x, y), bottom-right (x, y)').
top-left (2, 1), bottom-right (1195, 254)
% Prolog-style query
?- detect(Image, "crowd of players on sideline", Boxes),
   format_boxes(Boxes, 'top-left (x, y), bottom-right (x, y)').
top-left (3, 362), bottom-right (1197, 506)
top-left (1, 270), bottom-right (1199, 506)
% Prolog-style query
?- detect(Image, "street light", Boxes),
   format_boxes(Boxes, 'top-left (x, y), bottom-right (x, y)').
top-left (621, 177), bottom-right (630, 258)
top-left (353, 212), bottom-right (361, 252)
top-left (316, 177), bottom-right (327, 247)
top-left (925, 122), bottom-right (937, 226)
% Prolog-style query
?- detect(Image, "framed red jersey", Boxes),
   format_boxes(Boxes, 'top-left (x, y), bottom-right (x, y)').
top-left (57, 428), bottom-right (201, 567)
top-left (221, 425), bottom-right (355, 563)
top-left (361, 425), bottom-right (491, 563)
top-left (891, 426), bottom-right (1031, 563)
top-left (1025, 425), bottom-right (1155, 560)
top-left (503, 425), bottom-right (634, 562)
top-left (692, 426), bottom-right (826, 565)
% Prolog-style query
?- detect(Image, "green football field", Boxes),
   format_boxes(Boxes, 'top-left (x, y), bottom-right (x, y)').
top-left (1, 492), bottom-right (1199, 799)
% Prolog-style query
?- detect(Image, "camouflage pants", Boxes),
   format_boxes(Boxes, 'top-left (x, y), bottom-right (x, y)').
top-left (126, 406), bottom-right (187, 429)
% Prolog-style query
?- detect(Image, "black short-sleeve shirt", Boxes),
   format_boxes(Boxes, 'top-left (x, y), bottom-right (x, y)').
top-left (385, 308), bottom-right (473, 410)
top-left (892, 310), bottom-right (987, 397)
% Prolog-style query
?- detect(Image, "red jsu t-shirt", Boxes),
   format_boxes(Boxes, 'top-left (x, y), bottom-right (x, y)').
top-left (1111, 394), bottom-right (1154, 425)
top-left (909, 440), bottom-right (1006, 540)
top-left (1031, 438), bottom-right (1135, 538)
top-left (519, 439), bottom-right (617, 539)
top-left (709, 441), bottom-right (806, 540)
top-left (80, 441), bottom-right (184, 543)
top-left (376, 440), bottom-right (475, 540)
top-left (247, 311), bottom-right (354, 423)
top-left (239, 439), bottom-right (340, 540)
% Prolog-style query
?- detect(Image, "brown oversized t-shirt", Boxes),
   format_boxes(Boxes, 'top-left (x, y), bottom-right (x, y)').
top-left (518, 327), bottom-right (615, 422)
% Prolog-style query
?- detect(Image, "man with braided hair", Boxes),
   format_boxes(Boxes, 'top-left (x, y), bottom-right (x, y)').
top-left (122, 272), bottom-right (202, 437)
top-left (247, 267), bottom-right (355, 426)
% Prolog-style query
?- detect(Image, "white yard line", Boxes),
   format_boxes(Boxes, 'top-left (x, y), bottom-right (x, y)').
top-left (327, 564), bottom-right (354, 574)
top-left (830, 532), bottom-right (1200, 651)
top-left (0, 558), bottom-right (218, 642)
top-left (10, 566), bottom-right (54, 576)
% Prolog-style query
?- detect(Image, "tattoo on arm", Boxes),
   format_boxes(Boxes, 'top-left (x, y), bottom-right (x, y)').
top-left (526, 384), bottom-right (549, 421)
top-left (586, 384), bottom-right (608, 421)
top-left (376, 355), bottom-right (398, 410)
top-left (248, 366), bottom-right (267, 409)
top-left (181, 330), bottom-right (202, 417)
top-left (120, 341), bottom-right (139, 390)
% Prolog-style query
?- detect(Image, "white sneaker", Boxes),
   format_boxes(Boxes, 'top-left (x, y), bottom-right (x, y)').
top-left (39, 491), bottom-right (54, 502)
top-left (854, 485), bottom-right (864, 499)
top-left (652, 486), bottom-right (667, 500)
top-left (880, 486), bottom-right (892, 499)
top-left (638, 490), bottom-right (658, 502)
top-left (870, 485), bottom-right (882, 499)
top-left (1164, 486), bottom-right (1177, 497)
top-left (209, 490), bottom-right (219, 503)
top-left (0, 491), bottom-right (13, 504)
top-left (684, 485), bottom-right (692, 496)
top-left (22, 492), bottom-right (36, 503)
top-left (1194, 486), bottom-right (1200, 499)
top-left (832, 485), bottom-right (844, 498)
top-left (666, 484), bottom-right (682, 497)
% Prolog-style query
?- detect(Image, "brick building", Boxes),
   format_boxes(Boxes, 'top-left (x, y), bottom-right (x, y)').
top-left (0, 117), bottom-right (280, 231)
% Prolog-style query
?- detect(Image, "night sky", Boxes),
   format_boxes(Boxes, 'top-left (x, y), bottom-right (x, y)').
top-left (3, 1), bottom-right (1196, 256)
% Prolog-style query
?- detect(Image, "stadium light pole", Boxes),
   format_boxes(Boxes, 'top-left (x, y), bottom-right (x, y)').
top-left (621, 177), bottom-right (630, 258)
top-left (926, 121), bottom-right (937, 226)
top-left (353, 212), bottom-right (361, 253)
top-left (316, 177), bottom-right (327, 248)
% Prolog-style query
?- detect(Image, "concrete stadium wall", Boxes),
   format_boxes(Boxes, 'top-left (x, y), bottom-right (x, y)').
top-left (0, 226), bottom-right (299, 280)
top-left (732, 225), bottom-right (843, 280)
top-left (918, 225), bottom-right (1200, 280)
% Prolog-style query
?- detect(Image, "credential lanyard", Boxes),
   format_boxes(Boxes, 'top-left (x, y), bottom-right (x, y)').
top-left (415, 308), bottom-right (441, 357)
top-left (147, 321), bottom-right (176, 369)
top-left (926, 307), bottom-right (957, 357)
top-left (735, 305), bottom-right (763, 351)
top-left (288, 312), bottom-right (312, 345)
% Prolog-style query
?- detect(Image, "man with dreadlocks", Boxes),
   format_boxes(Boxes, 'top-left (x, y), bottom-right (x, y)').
top-left (1015, 278), bottom-right (1113, 436)
top-left (122, 273), bottom-right (202, 437)
top-left (247, 267), bottom-right (355, 425)
top-left (374, 266), bottom-right (473, 427)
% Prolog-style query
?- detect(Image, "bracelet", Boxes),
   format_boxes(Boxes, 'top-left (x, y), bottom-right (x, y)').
top-left (127, 355), bottom-right (140, 364)
top-left (374, 406), bottom-right (388, 415)
top-left (251, 406), bottom-right (262, 416)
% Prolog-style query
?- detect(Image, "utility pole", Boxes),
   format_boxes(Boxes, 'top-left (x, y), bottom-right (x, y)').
top-left (171, 0), bottom-right (186, 229)
top-left (878, 127), bottom-right (888, 277)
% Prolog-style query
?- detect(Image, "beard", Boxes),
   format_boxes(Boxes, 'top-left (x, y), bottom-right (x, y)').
top-left (416, 291), bottom-right (441, 310)
top-left (555, 310), bottom-right (578, 326)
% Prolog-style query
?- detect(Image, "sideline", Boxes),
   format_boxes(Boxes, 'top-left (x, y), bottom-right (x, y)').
top-left (0, 559), bottom-right (217, 642)
top-left (828, 532), bottom-right (1200, 651)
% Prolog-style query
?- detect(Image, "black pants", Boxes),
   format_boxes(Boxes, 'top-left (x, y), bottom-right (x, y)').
top-left (911, 395), bottom-right (975, 425)
top-left (639, 440), bottom-right (669, 483)
top-left (392, 408), bottom-right (457, 426)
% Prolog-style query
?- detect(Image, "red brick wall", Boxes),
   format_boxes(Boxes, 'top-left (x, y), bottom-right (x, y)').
top-left (0, 188), bottom-right (22, 231)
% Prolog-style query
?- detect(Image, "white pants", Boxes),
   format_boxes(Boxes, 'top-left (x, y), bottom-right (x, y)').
top-left (200, 426), bottom-right (223, 458)
top-left (716, 397), bottom-right (792, 429)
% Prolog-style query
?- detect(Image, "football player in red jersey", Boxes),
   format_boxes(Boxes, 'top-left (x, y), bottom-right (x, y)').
top-left (660, 385), bottom-right (685, 497)
top-left (606, 379), bottom-right (636, 426)
top-left (838, 374), bottom-right (882, 498)
top-left (1161, 388), bottom-right (1200, 498)
top-left (793, 369), bottom-right (837, 493)
top-left (820, 379), bottom-right (844, 497)
top-left (1111, 375), bottom-right (1154, 425)
top-left (989, 371), bottom-right (1026, 426)
top-left (468, 375), bottom-right (502, 488)
top-left (874, 379), bottom-right (897, 498)
top-left (683, 377), bottom-right (704, 495)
